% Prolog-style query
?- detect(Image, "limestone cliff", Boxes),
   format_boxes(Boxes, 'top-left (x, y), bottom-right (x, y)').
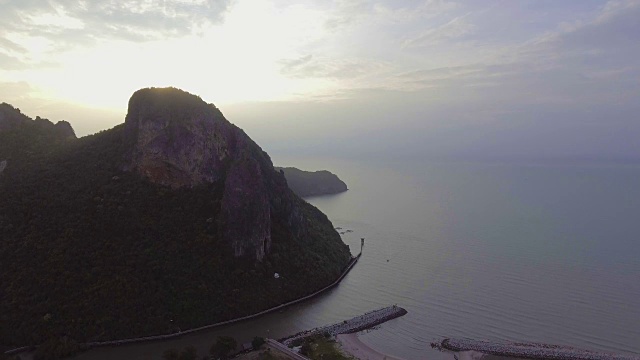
top-left (0, 102), bottom-right (76, 139)
top-left (0, 89), bottom-right (351, 347)
top-left (0, 103), bottom-right (30, 131)
top-left (276, 167), bottom-right (348, 198)
top-left (123, 87), bottom-right (308, 260)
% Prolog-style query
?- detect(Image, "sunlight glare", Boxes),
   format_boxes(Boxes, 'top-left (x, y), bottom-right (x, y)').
top-left (9, 0), bottom-right (333, 110)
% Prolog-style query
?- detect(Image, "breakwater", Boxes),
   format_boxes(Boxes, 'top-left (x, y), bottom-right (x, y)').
top-left (4, 253), bottom-right (361, 355)
top-left (439, 338), bottom-right (640, 360)
top-left (281, 305), bottom-right (408, 347)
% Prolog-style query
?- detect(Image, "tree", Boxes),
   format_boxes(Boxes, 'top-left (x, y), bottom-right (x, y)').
top-left (251, 336), bottom-right (266, 350)
top-left (33, 336), bottom-right (81, 360)
top-left (178, 346), bottom-right (197, 360)
top-left (163, 348), bottom-right (179, 360)
top-left (300, 343), bottom-right (312, 356)
top-left (209, 336), bottom-right (237, 360)
top-left (164, 346), bottom-right (197, 360)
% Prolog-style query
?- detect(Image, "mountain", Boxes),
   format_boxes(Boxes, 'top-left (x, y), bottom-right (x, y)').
top-left (275, 167), bottom-right (348, 198)
top-left (0, 103), bottom-right (75, 138)
top-left (0, 88), bottom-right (351, 349)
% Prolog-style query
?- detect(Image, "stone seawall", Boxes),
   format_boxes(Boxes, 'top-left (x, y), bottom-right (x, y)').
top-left (282, 305), bottom-right (408, 347)
top-left (440, 338), bottom-right (640, 360)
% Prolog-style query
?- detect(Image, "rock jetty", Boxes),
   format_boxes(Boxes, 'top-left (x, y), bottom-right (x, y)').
top-left (440, 338), bottom-right (640, 360)
top-left (282, 305), bottom-right (407, 347)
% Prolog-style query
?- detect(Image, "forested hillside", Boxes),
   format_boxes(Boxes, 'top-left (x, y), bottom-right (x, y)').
top-left (0, 92), bottom-right (351, 349)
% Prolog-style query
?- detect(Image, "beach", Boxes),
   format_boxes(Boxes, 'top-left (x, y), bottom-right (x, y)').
top-left (337, 334), bottom-right (526, 360)
top-left (337, 333), bottom-right (406, 360)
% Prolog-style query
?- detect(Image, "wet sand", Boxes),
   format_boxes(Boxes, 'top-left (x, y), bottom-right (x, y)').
top-left (338, 335), bottom-right (522, 360)
top-left (337, 333), bottom-right (406, 360)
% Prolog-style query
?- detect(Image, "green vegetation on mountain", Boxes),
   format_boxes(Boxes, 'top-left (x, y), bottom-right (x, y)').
top-left (0, 90), bottom-right (351, 350)
top-left (210, 336), bottom-right (238, 359)
top-left (297, 333), bottom-right (354, 360)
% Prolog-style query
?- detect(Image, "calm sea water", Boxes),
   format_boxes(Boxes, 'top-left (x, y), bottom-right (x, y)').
top-left (76, 158), bottom-right (640, 360)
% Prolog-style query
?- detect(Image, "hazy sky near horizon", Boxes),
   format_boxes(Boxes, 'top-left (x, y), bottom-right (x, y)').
top-left (1, 0), bottom-right (639, 160)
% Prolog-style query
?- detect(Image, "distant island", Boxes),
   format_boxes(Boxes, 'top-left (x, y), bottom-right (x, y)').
top-left (276, 167), bottom-right (347, 198)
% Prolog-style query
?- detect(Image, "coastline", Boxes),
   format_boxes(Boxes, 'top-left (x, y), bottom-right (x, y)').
top-left (5, 253), bottom-right (361, 356)
top-left (337, 333), bottom-right (406, 360)
top-left (440, 338), bottom-right (640, 360)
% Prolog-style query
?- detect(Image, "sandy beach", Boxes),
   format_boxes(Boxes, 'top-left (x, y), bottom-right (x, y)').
top-left (337, 333), bottom-right (407, 360)
top-left (336, 334), bottom-right (490, 360)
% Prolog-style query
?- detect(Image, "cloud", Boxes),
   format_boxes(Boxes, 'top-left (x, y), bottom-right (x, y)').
top-left (324, 0), bottom-right (459, 31)
top-left (0, 0), bottom-right (232, 53)
top-left (385, 0), bottom-right (640, 102)
top-left (507, 0), bottom-right (640, 103)
top-left (279, 54), bottom-right (389, 80)
top-left (280, 55), bottom-right (315, 74)
top-left (393, 65), bottom-right (489, 90)
top-left (0, 82), bottom-right (34, 102)
top-left (403, 15), bottom-right (474, 47)
top-left (522, 0), bottom-right (640, 59)
top-left (0, 37), bottom-right (26, 53)
top-left (275, 0), bottom-right (640, 112)
top-left (324, 0), bottom-right (372, 30)
top-left (0, 53), bottom-right (28, 70)
top-left (372, 0), bottom-right (459, 23)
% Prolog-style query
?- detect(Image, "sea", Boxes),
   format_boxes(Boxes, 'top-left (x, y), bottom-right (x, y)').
top-left (75, 157), bottom-right (640, 360)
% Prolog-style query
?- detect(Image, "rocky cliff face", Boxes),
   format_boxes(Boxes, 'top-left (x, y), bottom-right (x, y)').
top-left (0, 103), bottom-right (30, 131)
top-left (0, 102), bottom-right (76, 139)
top-left (51, 120), bottom-right (75, 139)
top-left (276, 167), bottom-right (348, 198)
top-left (0, 103), bottom-right (76, 178)
top-left (122, 89), bottom-right (233, 187)
top-left (123, 87), bottom-right (307, 260)
top-left (0, 90), bottom-right (351, 346)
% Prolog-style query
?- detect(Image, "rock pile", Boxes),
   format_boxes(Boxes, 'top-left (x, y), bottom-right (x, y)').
top-left (282, 305), bottom-right (407, 347)
top-left (441, 338), bottom-right (640, 360)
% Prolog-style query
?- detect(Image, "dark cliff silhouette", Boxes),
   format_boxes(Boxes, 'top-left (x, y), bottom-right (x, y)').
top-left (0, 88), bottom-right (351, 349)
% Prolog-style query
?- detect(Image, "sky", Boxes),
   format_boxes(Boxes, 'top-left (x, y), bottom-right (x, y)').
top-left (1, 0), bottom-right (639, 161)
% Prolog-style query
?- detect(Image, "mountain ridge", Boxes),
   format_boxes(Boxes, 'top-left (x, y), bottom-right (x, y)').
top-left (276, 167), bottom-right (348, 198)
top-left (0, 88), bottom-right (351, 349)
top-left (0, 102), bottom-right (75, 139)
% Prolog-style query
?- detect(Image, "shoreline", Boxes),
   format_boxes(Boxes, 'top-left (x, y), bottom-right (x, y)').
top-left (439, 338), bottom-right (640, 360)
top-left (5, 253), bottom-right (361, 356)
top-left (337, 333), bottom-right (405, 360)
